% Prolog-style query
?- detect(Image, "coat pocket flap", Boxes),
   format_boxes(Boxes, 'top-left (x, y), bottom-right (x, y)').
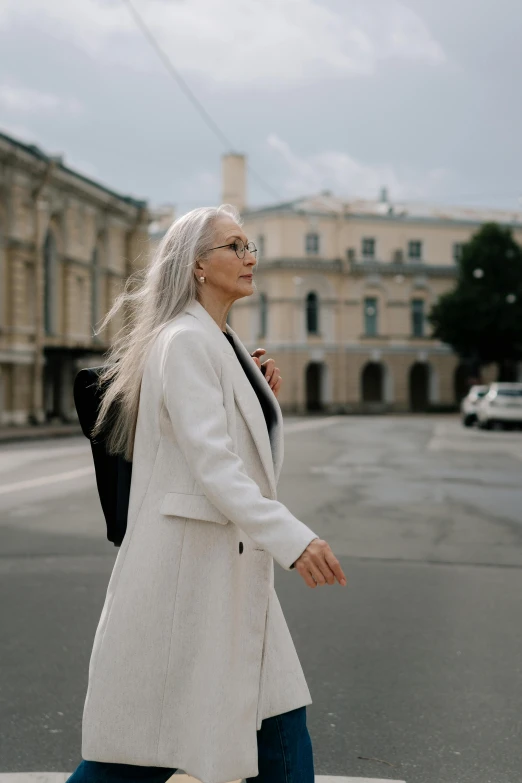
top-left (159, 491), bottom-right (229, 525)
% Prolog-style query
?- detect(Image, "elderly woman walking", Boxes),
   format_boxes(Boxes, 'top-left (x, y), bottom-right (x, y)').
top-left (66, 204), bottom-right (346, 783)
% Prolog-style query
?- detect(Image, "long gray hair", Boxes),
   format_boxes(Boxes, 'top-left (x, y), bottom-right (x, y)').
top-left (92, 203), bottom-right (242, 461)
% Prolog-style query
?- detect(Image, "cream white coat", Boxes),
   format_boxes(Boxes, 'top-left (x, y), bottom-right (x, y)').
top-left (81, 299), bottom-right (319, 783)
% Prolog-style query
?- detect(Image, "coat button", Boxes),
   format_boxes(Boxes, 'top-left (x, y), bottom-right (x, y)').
top-left (239, 541), bottom-right (243, 554)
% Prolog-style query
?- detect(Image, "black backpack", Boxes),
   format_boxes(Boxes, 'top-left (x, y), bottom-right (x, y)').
top-left (73, 367), bottom-right (132, 547)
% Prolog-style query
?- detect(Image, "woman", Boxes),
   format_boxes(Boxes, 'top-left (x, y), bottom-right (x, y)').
top-left (67, 204), bottom-right (346, 783)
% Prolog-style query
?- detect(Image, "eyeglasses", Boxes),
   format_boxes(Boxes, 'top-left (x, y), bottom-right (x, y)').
top-left (208, 239), bottom-right (257, 259)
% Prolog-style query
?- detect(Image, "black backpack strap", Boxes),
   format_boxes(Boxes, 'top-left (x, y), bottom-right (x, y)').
top-left (73, 367), bottom-right (131, 547)
top-left (73, 367), bottom-right (103, 440)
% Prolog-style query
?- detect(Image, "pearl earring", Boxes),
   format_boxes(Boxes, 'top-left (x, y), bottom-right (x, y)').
top-left (199, 276), bottom-right (205, 283)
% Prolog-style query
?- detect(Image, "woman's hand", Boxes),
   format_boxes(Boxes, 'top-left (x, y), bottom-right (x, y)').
top-left (251, 348), bottom-right (282, 398)
top-left (293, 538), bottom-right (347, 588)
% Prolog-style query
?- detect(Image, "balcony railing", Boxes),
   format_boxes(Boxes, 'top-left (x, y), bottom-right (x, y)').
top-left (258, 256), bottom-right (457, 277)
top-left (349, 259), bottom-right (457, 277)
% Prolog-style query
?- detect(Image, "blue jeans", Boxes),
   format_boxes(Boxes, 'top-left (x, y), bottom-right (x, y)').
top-left (66, 705), bottom-right (314, 782)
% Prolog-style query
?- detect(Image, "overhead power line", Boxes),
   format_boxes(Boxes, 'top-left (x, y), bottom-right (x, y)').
top-left (122, 0), bottom-right (281, 203)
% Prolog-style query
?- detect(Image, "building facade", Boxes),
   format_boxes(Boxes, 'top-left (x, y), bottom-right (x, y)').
top-left (0, 130), bottom-right (150, 425)
top-left (222, 156), bottom-right (520, 413)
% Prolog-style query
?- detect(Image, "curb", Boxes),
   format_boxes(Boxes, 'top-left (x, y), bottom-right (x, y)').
top-left (0, 426), bottom-right (83, 445)
top-left (0, 776), bottom-right (405, 782)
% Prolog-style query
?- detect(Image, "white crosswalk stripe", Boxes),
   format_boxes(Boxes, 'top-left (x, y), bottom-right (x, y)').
top-left (427, 420), bottom-right (522, 460)
top-left (0, 775), bottom-right (406, 782)
top-left (284, 416), bottom-right (347, 434)
top-left (0, 466), bottom-right (94, 496)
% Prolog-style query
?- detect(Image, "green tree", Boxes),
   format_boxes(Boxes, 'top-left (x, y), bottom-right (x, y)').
top-left (429, 222), bottom-right (522, 382)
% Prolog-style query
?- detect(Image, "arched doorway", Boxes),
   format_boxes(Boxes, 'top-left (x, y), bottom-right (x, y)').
top-left (361, 362), bottom-right (384, 403)
top-left (409, 362), bottom-right (430, 411)
top-left (43, 351), bottom-right (61, 422)
top-left (454, 363), bottom-right (472, 404)
top-left (305, 362), bottom-right (323, 411)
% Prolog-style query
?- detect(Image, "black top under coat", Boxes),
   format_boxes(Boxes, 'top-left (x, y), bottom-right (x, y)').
top-left (222, 331), bottom-right (276, 435)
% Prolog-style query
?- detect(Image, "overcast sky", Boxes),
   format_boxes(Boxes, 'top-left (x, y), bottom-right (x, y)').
top-left (1, 0), bottom-right (521, 214)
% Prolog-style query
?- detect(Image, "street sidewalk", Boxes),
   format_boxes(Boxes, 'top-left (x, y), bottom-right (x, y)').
top-left (0, 424), bottom-right (83, 444)
top-left (0, 775), bottom-right (404, 782)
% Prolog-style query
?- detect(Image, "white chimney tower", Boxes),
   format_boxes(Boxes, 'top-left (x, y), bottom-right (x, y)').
top-left (222, 153), bottom-right (246, 212)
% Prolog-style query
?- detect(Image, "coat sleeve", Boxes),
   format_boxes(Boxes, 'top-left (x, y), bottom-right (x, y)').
top-left (161, 328), bottom-right (318, 571)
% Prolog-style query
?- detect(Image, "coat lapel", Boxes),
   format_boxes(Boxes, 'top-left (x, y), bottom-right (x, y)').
top-left (224, 324), bottom-right (284, 491)
top-left (184, 299), bottom-right (283, 494)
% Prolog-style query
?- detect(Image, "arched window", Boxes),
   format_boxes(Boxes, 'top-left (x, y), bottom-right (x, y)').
top-left (43, 230), bottom-right (57, 335)
top-left (306, 291), bottom-right (319, 334)
top-left (411, 298), bottom-right (425, 337)
top-left (364, 297), bottom-right (378, 336)
top-left (259, 292), bottom-right (268, 337)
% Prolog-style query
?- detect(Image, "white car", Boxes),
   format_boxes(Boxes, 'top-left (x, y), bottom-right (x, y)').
top-left (461, 384), bottom-right (490, 427)
top-left (476, 383), bottom-right (522, 430)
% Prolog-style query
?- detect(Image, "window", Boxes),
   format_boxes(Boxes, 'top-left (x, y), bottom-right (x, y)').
top-left (24, 261), bottom-right (35, 327)
top-left (496, 388), bottom-right (522, 398)
top-left (411, 298), bottom-right (425, 337)
top-left (76, 276), bottom-right (85, 333)
top-left (91, 247), bottom-right (100, 335)
top-left (362, 237), bottom-right (375, 259)
top-left (257, 234), bottom-right (265, 258)
top-left (364, 297), bottom-right (378, 336)
top-left (75, 203), bottom-right (85, 238)
top-left (305, 232), bottom-right (320, 255)
top-left (408, 240), bottom-right (423, 261)
top-left (306, 291), bottom-right (319, 334)
top-left (43, 230), bottom-right (57, 335)
top-left (259, 292), bottom-right (268, 337)
top-left (0, 219), bottom-right (4, 327)
top-left (453, 242), bottom-right (463, 263)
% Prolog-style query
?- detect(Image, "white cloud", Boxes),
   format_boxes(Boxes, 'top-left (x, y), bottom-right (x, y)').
top-left (267, 132), bottom-right (451, 201)
top-left (0, 83), bottom-right (83, 114)
top-left (0, 0), bottom-right (445, 89)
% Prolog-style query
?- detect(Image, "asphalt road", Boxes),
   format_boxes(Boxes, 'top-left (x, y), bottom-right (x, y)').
top-left (1, 416), bottom-right (521, 783)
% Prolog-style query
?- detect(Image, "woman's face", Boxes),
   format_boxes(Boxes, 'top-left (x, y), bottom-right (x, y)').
top-left (198, 216), bottom-right (257, 303)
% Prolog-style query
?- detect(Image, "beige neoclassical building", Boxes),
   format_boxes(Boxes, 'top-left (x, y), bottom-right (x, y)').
top-left (0, 130), bottom-right (150, 425)
top-left (221, 154), bottom-right (520, 413)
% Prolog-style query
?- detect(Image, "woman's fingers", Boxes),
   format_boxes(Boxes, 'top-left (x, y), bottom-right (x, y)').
top-left (260, 358), bottom-right (275, 382)
top-left (250, 353), bottom-right (282, 393)
top-left (300, 568), bottom-right (318, 589)
top-left (294, 538), bottom-right (347, 588)
top-left (325, 550), bottom-right (347, 585)
top-left (262, 360), bottom-right (281, 389)
top-left (250, 348), bottom-right (266, 370)
top-left (308, 557), bottom-right (337, 586)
